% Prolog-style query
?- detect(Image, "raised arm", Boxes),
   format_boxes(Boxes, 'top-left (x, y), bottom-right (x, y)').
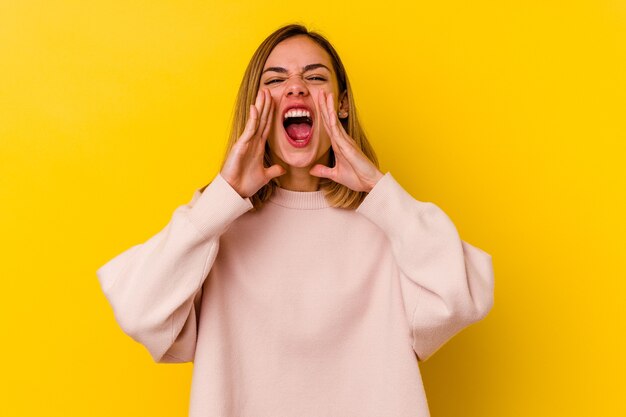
top-left (97, 174), bottom-right (253, 362)
top-left (309, 90), bottom-right (494, 362)
top-left (357, 173), bottom-right (495, 362)
top-left (98, 88), bottom-right (284, 363)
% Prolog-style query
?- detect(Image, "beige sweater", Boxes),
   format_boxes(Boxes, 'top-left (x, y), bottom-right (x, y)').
top-left (97, 172), bottom-right (494, 417)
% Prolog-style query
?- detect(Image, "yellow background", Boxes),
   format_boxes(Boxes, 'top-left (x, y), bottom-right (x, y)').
top-left (1, 1), bottom-right (624, 416)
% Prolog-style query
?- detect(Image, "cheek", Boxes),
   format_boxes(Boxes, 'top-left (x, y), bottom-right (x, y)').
top-left (267, 88), bottom-right (281, 106)
top-left (312, 86), bottom-right (335, 104)
top-left (312, 86), bottom-right (340, 113)
top-left (269, 91), bottom-right (282, 125)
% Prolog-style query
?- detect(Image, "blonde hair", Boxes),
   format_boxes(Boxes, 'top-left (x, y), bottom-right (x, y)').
top-left (221, 24), bottom-right (379, 210)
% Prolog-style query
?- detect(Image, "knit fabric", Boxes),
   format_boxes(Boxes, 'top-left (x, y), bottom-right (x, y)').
top-left (97, 172), bottom-right (494, 417)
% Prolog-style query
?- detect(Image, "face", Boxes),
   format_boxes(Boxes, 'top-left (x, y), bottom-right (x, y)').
top-left (260, 35), bottom-right (344, 170)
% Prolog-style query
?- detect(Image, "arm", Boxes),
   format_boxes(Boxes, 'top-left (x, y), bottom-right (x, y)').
top-left (98, 88), bottom-right (280, 363)
top-left (96, 174), bottom-right (253, 363)
top-left (357, 173), bottom-right (495, 362)
top-left (309, 91), bottom-right (494, 362)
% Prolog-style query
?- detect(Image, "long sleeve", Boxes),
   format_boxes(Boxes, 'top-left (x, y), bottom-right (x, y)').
top-left (356, 172), bottom-right (495, 362)
top-left (96, 174), bottom-right (253, 363)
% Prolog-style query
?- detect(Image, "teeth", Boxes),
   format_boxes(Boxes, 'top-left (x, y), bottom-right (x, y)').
top-left (284, 109), bottom-right (311, 119)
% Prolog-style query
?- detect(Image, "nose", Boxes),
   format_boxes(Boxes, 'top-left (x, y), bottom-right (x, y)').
top-left (284, 76), bottom-right (309, 97)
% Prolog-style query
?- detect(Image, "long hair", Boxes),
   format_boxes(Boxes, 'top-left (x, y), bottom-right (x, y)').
top-left (221, 24), bottom-right (379, 209)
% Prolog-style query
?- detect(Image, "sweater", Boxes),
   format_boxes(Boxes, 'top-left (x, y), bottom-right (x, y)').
top-left (96, 172), bottom-right (495, 417)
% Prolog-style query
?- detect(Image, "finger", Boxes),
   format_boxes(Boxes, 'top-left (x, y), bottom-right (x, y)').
top-left (325, 92), bottom-right (356, 152)
top-left (320, 100), bottom-right (347, 168)
top-left (261, 98), bottom-right (274, 141)
top-left (253, 99), bottom-right (273, 155)
top-left (257, 89), bottom-right (272, 137)
top-left (325, 92), bottom-right (342, 138)
top-left (324, 92), bottom-right (348, 151)
top-left (309, 164), bottom-right (335, 180)
top-left (318, 91), bottom-right (331, 130)
top-left (318, 92), bottom-right (349, 165)
top-left (318, 91), bottom-right (335, 144)
top-left (254, 88), bottom-right (265, 113)
top-left (335, 111), bottom-right (355, 144)
top-left (265, 163), bottom-right (286, 181)
top-left (325, 91), bottom-right (337, 125)
top-left (241, 104), bottom-right (259, 142)
top-left (251, 89), bottom-right (265, 135)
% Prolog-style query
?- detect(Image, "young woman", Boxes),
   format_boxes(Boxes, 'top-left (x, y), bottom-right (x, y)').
top-left (97, 24), bottom-right (495, 417)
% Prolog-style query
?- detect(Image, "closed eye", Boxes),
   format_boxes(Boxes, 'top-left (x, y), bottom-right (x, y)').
top-left (263, 76), bottom-right (327, 85)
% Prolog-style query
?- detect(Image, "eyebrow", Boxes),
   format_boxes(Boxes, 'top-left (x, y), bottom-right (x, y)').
top-left (262, 63), bottom-right (331, 74)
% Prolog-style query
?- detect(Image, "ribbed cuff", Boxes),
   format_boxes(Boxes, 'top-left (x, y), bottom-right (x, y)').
top-left (185, 173), bottom-right (253, 238)
top-left (356, 172), bottom-right (431, 239)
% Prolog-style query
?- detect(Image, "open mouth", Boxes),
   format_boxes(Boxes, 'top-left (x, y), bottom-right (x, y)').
top-left (283, 107), bottom-right (313, 146)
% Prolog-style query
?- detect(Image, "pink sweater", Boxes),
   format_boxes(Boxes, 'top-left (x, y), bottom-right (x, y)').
top-left (97, 172), bottom-right (494, 417)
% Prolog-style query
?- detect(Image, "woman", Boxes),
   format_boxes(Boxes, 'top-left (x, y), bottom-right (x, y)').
top-left (97, 24), bottom-right (495, 417)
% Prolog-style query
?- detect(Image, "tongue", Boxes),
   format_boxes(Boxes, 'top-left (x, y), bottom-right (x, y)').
top-left (286, 123), bottom-right (312, 140)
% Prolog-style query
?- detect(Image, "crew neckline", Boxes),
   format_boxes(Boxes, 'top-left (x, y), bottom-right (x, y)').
top-left (269, 186), bottom-right (331, 210)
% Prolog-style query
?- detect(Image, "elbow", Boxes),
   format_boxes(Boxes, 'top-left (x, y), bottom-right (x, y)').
top-left (96, 260), bottom-right (176, 362)
top-left (116, 314), bottom-right (142, 341)
top-left (112, 306), bottom-right (149, 344)
top-left (445, 272), bottom-right (495, 327)
top-left (461, 275), bottom-right (495, 325)
top-left (116, 313), bottom-right (173, 362)
top-left (458, 242), bottom-right (495, 324)
top-left (446, 293), bottom-right (493, 328)
top-left (115, 307), bottom-right (165, 343)
top-left (470, 288), bottom-right (494, 323)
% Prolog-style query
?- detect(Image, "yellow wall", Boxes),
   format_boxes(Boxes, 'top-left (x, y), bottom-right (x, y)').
top-left (1, 1), bottom-right (624, 416)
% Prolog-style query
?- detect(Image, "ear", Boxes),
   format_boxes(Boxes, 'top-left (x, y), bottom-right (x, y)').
top-left (338, 90), bottom-right (349, 119)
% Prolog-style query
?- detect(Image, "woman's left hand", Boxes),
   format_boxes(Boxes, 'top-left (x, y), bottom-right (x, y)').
top-left (309, 91), bottom-right (384, 193)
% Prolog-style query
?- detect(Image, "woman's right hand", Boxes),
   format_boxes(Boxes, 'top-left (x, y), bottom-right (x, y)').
top-left (220, 88), bottom-right (286, 198)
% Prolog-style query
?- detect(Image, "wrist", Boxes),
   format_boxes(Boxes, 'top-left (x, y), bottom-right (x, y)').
top-left (365, 170), bottom-right (384, 193)
top-left (219, 172), bottom-right (244, 198)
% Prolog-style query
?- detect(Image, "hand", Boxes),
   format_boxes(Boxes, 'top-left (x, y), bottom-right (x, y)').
top-left (221, 88), bottom-right (286, 198)
top-left (309, 91), bottom-right (384, 193)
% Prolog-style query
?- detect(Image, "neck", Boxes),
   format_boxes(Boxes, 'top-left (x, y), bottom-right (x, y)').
top-left (271, 149), bottom-right (331, 192)
top-left (277, 166), bottom-right (321, 191)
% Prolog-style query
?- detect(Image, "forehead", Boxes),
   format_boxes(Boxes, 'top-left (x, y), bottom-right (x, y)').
top-left (264, 35), bottom-right (333, 69)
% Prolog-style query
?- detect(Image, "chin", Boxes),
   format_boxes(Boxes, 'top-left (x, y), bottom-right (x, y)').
top-left (274, 148), bottom-right (324, 169)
